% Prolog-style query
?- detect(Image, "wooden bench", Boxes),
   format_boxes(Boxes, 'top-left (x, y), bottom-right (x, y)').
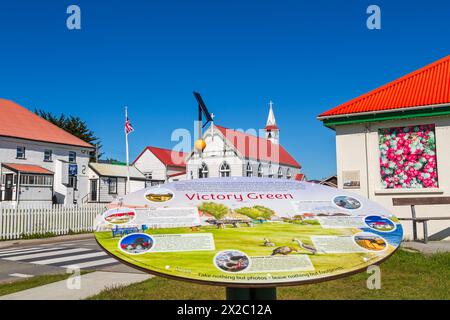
top-left (392, 197), bottom-right (450, 243)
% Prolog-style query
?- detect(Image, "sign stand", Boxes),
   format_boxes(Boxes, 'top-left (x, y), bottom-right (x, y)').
top-left (226, 287), bottom-right (277, 300)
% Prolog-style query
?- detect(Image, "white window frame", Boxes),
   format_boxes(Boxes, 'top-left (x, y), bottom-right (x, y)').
top-left (16, 146), bottom-right (26, 159)
top-left (44, 149), bottom-right (52, 162)
top-left (246, 163), bottom-right (253, 177)
top-left (199, 163), bottom-right (209, 178)
top-left (268, 164), bottom-right (274, 178)
top-left (257, 163), bottom-right (263, 177)
top-left (219, 162), bottom-right (231, 177)
top-left (68, 151), bottom-right (77, 163)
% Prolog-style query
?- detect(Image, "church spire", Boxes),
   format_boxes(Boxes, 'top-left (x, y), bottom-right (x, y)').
top-left (265, 100), bottom-right (279, 144)
top-left (266, 100), bottom-right (277, 128)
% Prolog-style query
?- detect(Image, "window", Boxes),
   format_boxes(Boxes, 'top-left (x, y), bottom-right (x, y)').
top-left (44, 149), bottom-right (52, 162)
top-left (286, 168), bottom-right (292, 179)
top-left (219, 162), bottom-right (231, 177)
top-left (108, 177), bottom-right (118, 194)
top-left (20, 175), bottom-right (53, 186)
top-left (16, 147), bottom-right (25, 159)
top-left (278, 167), bottom-right (283, 179)
top-left (199, 163), bottom-right (209, 178)
top-left (268, 164), bottom-right (274, 178)
top-left (246, 163), bottom-right (253, 177)
top-left (144, 172), bottom-right (153, 180)
top-left (379, 124), bottom-right (438, 189)
top-left (257, 163), bottom-right (263, 177)
top-left (69, 151), bottom-right (76, 163)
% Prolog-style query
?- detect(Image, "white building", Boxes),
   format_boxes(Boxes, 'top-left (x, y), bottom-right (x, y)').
top-left (186, 102), bottom-right (303, 180)
top-left (0, 99), bottom-right (94, 205)
top-left (87, 162), bottom-right (147, 203)
top-left (318, 55), bottom-right (450, 240)
top-left (133, 146), bottom-right (187, 185)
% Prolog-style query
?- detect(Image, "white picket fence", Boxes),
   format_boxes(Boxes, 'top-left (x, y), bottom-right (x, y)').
top-left (0, 203), bottom-right (106, 240)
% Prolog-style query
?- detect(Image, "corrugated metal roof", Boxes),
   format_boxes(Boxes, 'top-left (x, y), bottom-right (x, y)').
top-left (2, 163), bottom-right (54, 174)
top-left (0, 99), bottom-right (94, 148)
top-left (133, 146), bottom-right (187, 168)
top-left (89, 163), bottom-right (146, 179)
top-left (319, 55), bottom-right (450, 118)
top-left (215, 125), bottom-right (301, 168)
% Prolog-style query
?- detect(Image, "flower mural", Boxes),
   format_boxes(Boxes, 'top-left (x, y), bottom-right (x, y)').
top-left (378, 124), bottom-right (438, 189)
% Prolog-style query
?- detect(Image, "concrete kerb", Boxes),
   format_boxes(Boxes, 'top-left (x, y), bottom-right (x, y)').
top-left (0, 233), bottom-right (94, 250)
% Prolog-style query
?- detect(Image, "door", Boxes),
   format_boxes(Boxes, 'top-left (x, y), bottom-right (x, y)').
top-left (4, 174), bottom-right (14, 201)
top-left (90, 179), bottom-right (98, 202)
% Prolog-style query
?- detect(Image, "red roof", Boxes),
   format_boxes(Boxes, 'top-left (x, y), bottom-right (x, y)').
top-left (319, 55), bottom-right (450, 118)
top-left (3, 163), bottom-right (54, 175)
top-left (134, 146), bottom-right (187, 168)
top-left (265, 124), bottom-right (279, 131)
top-left (0, 99), bottom-right (94, 148)
top-left (169, 171), bottom-right (186, 178)
top-left (215, 126), bottom-right (301, 168)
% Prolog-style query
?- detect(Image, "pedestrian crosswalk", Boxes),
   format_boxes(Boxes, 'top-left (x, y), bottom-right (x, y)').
top-left (0, 245), bottom-right (119, 270)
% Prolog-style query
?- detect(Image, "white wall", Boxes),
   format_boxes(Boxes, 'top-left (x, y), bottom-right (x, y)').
top-left (335, 115), bottom-right (450, 240)
top-left (187, 130), bottom-right (244, 178)
top-left (0, 137), bottom-right (92, 205)
top-left (133, 149), bottom-right (168, 181)
top-left (186, 128), bottom-right (301, 179)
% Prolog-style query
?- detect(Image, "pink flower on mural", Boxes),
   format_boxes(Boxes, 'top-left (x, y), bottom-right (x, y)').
top-left (379, 124), bottom-right (438, 189)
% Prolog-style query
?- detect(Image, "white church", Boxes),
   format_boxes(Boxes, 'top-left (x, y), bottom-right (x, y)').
top-left (133, 102), bottom-right (304, 182)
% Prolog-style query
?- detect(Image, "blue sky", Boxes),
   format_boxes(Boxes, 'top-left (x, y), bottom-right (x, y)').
top-left (1, 0), bottom-right (449, 179)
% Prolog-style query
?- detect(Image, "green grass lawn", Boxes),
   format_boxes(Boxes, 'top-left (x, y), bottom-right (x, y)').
top-left (0, 271), bottom-right (91, 297)
top-left (0, 274), bottom-right (73, 296)
top-left (88, 249), bottom-right (450, 300)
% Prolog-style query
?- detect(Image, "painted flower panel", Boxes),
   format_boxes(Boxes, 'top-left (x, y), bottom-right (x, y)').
top-left (378, 124), bottom-right (438, 189)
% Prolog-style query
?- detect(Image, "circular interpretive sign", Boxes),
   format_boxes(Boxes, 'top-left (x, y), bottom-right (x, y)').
top-left (94, 178), bottom-right (403, 287)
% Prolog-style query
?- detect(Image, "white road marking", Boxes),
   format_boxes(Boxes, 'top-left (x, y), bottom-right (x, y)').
top-left (0, 247), bottom-right (42, 255)
top-left (4, 248), bottom-right (91, 261)
top-left (61, 258), bottom-right (117, 269)
top-left (8, 273), bottom-right (34, 278)
top-left (0, 247), bottom-right (75, 258)
top-left (33, 251), bottom-right (107, 265)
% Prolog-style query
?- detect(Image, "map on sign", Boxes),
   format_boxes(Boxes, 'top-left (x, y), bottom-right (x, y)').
top-left (94, 178), bottom-right (403, 286)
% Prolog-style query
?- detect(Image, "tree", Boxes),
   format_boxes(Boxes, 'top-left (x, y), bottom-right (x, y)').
top-left (35, 109), bottom-right (102, 161)
top-left (235, 206), bottom-right (275, 220)
top-left (198, 202), bottom-right (228, 219)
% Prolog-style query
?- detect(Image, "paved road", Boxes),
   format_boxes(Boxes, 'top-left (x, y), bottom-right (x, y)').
top-left (0, 238), bottom-right (142, 283)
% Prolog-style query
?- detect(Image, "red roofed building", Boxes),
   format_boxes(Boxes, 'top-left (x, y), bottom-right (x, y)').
top-left (133, 146), bottom-right (188, 184)
top-left (318, 55), bottom-right (450, 240)
top-left (185, 102), bottom-right (302, 180)
top-left (0, 99), bottom-right (94, 204)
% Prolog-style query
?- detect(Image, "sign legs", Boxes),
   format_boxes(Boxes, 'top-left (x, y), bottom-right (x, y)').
top-left (226, 287), bottom-right (277, 300)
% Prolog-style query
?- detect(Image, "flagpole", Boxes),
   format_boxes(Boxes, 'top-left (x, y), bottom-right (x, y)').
top-left (125, 106), bottom-right (131, 195)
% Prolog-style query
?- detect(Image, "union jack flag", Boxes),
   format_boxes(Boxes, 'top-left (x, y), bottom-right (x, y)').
top-left (125, 117), bottom-right (134, 135)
